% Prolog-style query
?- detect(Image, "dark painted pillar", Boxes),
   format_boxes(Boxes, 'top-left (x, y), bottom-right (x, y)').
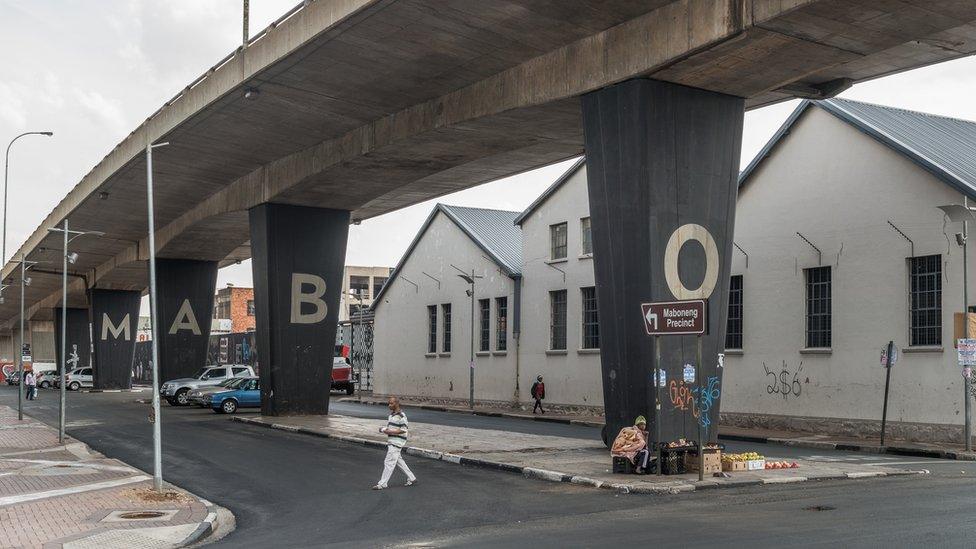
top-left (90, 289), bottom-right (140, 389)
top-left (157, 259), bottom-right (218, 381)
top-left (250, 204), bottom-right (349, 416)
top-left (54, 308), bottom-right (91, 374)
top-left (582, 78), bottom-right (743, 445)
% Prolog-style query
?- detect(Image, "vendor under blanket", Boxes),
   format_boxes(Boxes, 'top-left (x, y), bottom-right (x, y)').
top-left (232, 411), bottom-right (928, 495)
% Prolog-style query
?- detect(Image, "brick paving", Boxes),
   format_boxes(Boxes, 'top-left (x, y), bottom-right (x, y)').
top-left (0, 406), bottom-right (218, 549)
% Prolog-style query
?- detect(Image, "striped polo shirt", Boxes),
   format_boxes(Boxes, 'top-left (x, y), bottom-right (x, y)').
top-left (386, 411), bottom-right (409, 448)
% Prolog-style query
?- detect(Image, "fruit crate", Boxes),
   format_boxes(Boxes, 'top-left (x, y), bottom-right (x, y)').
top-left (685, 448), bottom-right (722, 474)
top-left (660, 445), bottom-right (694, 475)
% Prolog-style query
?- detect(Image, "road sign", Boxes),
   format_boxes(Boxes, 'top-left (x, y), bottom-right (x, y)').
top-left (21, 343), bottom-right (31, 363)
top-left (958, 339), bottom-right (976, 366)
top-left (641, 299), bottom-right (706, 336)
top-left (880, 346), bottom-right (899, 368)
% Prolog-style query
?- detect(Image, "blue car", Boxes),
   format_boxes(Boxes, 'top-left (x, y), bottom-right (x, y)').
top-left (205, 377), bottom-right (260, 414)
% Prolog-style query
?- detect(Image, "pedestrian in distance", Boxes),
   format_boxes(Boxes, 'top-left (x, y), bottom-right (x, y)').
top-left (372, 396), bottom-right (417, 490)
top-left (531, 375), bottom-right (545, 414)
top-left (24, 370), bottom-right (36, 400)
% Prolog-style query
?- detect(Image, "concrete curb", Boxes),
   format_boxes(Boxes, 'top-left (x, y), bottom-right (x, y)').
top-left (81, 388), bottom-right (148, 393)
top-left (180, 498), bottom-right (220, 547)
top-left (230, 416), bottom-right (928, 496)
top-left (340, 398), bottom-right (976, 461)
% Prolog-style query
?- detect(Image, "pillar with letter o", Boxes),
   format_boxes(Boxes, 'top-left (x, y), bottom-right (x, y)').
top-left (156, 259), bottom-right (219, 382)
top-left (582, 78), bottom-right (743, 446)
top-left (249, 203), bottom-right (350, 416)
top-left (90, 289), bottom-right (141, 389)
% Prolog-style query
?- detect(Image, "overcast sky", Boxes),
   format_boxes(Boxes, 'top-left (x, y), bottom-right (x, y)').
top-left (3, 1), bottom-right (976, 290)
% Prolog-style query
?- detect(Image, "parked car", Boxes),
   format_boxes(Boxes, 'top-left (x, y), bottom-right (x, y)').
top-left (331, 356), bottom-right (357, 395)
top-left (187, 377), bottom-right (249, 407)
top-left (205, 377), bottom-right (260, 414)
top-left (5, 371), bottom-right (20, 386)
top-left (55, 367), bottom-right (93, 391)
top-left (161, 365), bottom-right (255, 406)
top-left (32, 363), bottom-right (58, 388)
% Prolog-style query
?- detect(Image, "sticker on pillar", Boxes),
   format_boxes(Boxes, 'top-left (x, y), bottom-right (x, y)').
top-left (657, 369), bottom-right (666, 387)
top-left (290, 273), bottom-right (328, 324)
top-left (169, 299), bottom-right (202, 335)
top-left (101, 313), bottom-right (131, 340)
top-left (717, 353), bottom-right (725, 369)
top-left (683, 364), bottom-right (695, 383)
top-left (664, 223), bottom-right (720, 300)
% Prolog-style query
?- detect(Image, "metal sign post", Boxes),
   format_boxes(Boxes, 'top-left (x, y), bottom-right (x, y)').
top-left (880, 340), bottom-right (894, 447)
top-left (696, 334), bottom-right (704, 482)
top-left (654, 335), bottom-right (662, 476)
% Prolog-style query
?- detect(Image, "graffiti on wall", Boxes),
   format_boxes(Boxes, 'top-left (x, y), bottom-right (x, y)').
top-left (763, 360), bottom-right (804, 400)
top-left (668, 376), bottom-right (722, 429)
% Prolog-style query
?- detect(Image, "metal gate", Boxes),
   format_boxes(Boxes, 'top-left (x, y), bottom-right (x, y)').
top-left (337, 315), bottom-right (374, 392)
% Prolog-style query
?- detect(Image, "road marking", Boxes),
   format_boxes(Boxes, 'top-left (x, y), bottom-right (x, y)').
top-left (0, 474), bottom-right (150, 507)
top-left (864, 460), bottom-right (964, 466)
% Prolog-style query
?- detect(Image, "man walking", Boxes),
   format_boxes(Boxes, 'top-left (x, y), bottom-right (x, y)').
top-left (373, 396), bottom-right (417, 490)
top-left (530, 375), bottom-right (545, 414)
top-left (24, 370), bottom-right (36, 401)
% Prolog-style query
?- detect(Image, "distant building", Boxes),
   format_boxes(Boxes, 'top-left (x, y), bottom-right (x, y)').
top-left (213, 284), bottom-right (255, 333)
top-left (339, 266), bottom-right (393, 321)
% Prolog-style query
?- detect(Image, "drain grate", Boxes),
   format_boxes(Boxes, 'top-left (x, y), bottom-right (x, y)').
top-left (101, 509), bottom-right (179, 523)
top-left (119, 511), bottom-right (166, 520)
top-left (803, 505), bottom-right (836, 512)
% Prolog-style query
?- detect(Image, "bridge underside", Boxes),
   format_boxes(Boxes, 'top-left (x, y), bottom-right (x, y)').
top-left (3, 0), bottom-right (976, 414)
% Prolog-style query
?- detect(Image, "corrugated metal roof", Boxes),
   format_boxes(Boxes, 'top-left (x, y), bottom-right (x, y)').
top-left (440, 204), bottom-right (522, 275)
top-left (740, 98), bottom-right (976, 200)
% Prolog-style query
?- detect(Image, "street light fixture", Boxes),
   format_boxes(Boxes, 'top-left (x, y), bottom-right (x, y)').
top-left (47, 222), bottom-right (103, 443)
top-left (938, 201), bottom-right (976, 452)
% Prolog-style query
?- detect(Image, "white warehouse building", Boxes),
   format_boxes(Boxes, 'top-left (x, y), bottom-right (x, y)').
top-left (373, 98), bottom-right (976, 444)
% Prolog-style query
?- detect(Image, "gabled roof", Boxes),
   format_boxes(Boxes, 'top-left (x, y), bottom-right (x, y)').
top-left (739, 98), bottom-right (976, 200)
top-left (514, 157), bottom-right (585, 225)
top-left (371, 204), bottom-right (522, 309)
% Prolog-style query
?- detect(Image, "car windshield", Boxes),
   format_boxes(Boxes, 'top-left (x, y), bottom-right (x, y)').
top-left (221, 378), bottom-right (246, 389)
top-left (192, 368), bottom-right (209, 379)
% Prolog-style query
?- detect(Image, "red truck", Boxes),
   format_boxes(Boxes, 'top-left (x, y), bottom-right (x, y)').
top-left (331, 351), bottom-right (356, 395)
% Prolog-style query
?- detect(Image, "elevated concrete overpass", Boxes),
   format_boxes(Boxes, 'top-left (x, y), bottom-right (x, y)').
top-left (4, 0), bottom-right (976, 422)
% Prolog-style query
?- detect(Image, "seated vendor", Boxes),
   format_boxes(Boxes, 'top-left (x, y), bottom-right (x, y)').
top-left (610, 416), bottom-right (651, 473)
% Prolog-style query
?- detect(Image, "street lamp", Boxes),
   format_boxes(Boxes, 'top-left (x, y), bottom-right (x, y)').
top-left (938, 201), bottom-right (976, 452)
top-left (146, 140), bottom-right (169, 492)
top-left (13, 255), bottom-right (37, 421)
top-left (4, 131), bottom-right (54, 267)
top-left (453, 265), bottom-right (483, 410)
top-left (47, 222), bottom-right (103, 444)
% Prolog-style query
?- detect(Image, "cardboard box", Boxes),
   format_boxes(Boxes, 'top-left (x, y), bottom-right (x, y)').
top-left (685, 450), bottom-right (722, 474)
top-left (722, 460), bottom-right (748, 472)
top-left (954, 313), bottom-right (976, 346)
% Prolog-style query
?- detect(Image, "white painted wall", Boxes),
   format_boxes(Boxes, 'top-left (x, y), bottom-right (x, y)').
top-left (373, 211), bottom-right (517, 402)
top-left (724, 106), bottom-right (974, 428)
top-left (518, 165), bottom-right (603, 407)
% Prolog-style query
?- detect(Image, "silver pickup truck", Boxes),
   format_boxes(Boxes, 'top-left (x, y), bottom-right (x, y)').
top-left (161, 364), bottom-right (255, 406)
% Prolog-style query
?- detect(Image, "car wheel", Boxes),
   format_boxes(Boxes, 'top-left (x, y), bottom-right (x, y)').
top-left (221, 399), bottom-right (238, 414)
top-left (69, 381), bottom-right (80, 391)
top-left (345, 384), bottom-right (355, 395)
top-left (175, 389), bottom-right (190, 406)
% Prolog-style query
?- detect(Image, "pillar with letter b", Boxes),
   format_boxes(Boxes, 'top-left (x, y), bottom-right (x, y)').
top-left (582, 78), bottom-right (743, 446)
top-left (249, 203), bottom-right (349, 416)
top-left (90, 289), bottom-right (141, 389)
top-left (157, 259), bottom-right (218, 382)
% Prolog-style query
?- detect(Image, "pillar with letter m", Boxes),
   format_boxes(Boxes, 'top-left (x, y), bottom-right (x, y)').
top-left (249, 203), bottom-right (349, 416)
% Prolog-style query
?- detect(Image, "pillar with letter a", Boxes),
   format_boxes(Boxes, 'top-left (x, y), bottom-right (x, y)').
top-left (54, 307), bottom-right (91, 375)
top-left (249, 204), bottom-right (349, 416)
top-left (90, 289), bottom-right (140, 389)
top-left (582, 78), bottom-right (744, 446)
top-left (157, 259), bottom-right (218, 382)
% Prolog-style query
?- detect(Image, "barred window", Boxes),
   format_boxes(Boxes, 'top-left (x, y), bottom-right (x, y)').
top-left (910, 255), bottom-right (942, 346)
top-left (427, 305), bottom-right (437, 353)
top-left (496, 297), bottom-right (508, 351)
top-left (805, 267), bottom-right (831, 348)
top-left (479, 299), bottom-right (490, 352)
top-left (550, 290), bottom-right (567, 350)
top-left (550, 222), bottom-right (568, 260)
top-left (580, 217), bottom-right (592, 256)
top-left (442, 304), bottom-right (452, 353)
top-left (726, 275), bottom-right (743, 350)
top-left (581, 287), bottom-right (599, 349)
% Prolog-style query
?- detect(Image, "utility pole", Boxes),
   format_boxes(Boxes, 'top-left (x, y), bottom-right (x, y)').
top-left (146, 141), bottom-right (169, 491)
top-left (965, 196), bottom-right (972, 452)
top-left (453, 265), bottom-right (482, 410)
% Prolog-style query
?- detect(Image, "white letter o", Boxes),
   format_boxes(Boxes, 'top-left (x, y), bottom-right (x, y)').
top-left (664, 223), bottom-right (720, 300)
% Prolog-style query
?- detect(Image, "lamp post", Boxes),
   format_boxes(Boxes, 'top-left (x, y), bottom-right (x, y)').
top-left (453, 266), bottom-right (483, 409)
top-left (47, 221), bottom-right (103, 444)
top-left (938, 201), bottom-right (975, 452)
top-left (4, 131), bottom-right (53, 266)
top-left (146, 140), bottom-right (169, 491)
top-left (14, 255), bottom-right (36, 421)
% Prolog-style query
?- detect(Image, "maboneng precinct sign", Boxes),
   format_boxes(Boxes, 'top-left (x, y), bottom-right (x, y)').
top-left (641, 300), bottom-right (706, 336)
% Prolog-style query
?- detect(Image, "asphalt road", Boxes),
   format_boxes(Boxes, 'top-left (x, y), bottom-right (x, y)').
top-left (3, 386), bottom-right (975, 548)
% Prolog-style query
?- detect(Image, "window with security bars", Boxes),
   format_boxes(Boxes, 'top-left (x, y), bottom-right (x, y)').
top-left (479, 299), bottom-right (490, 352)
top-left (427, 305), bottom-right (437, 354)
top-left (910, 255), bottom-right (942, 346)
top-left (550, 222), bottom-right (568, 260)
top-left (726, 275), bottom-right (743, 350)
top-left (581, 287), bottom-right (599, 349)
top-left (442, 304), bottom-right (452, 353)
top-left (580, 217), bottom-right (592, 256)
top-left (496, 297), bottom-right (508, 351)
top-left (550, 290), bottom-right (567, 350)
top-left (805, 267), bottom-right (831, 348)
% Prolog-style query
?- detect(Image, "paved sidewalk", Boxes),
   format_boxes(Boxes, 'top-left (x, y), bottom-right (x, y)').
top-left (0, 405), bottom-right (225, 548)
top-left (343, 395), bottom-right (976, 461)
top-left (233, 412), bottom-right (926, 495)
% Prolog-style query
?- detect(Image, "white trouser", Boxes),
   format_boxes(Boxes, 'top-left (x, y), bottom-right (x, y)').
top-left (378, 445), bottom-right (415, 487)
